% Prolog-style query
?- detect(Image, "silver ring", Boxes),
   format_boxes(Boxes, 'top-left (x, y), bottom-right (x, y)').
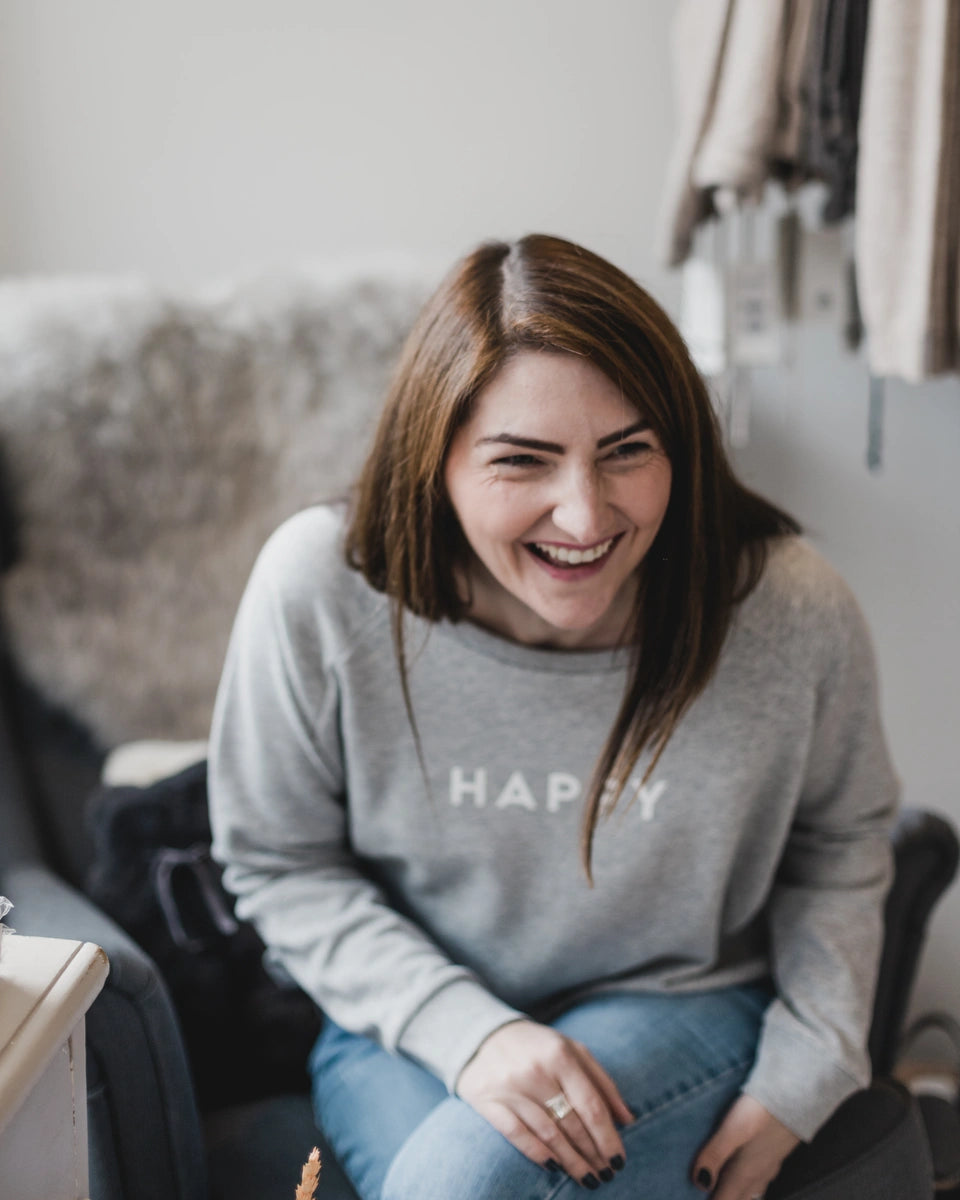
top-left (544, 1091), bottom-right (573, 1121)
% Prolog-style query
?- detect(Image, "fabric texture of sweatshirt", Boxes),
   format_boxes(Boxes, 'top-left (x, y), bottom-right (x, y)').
top-left (208, 505), bottom-right (897, 1143)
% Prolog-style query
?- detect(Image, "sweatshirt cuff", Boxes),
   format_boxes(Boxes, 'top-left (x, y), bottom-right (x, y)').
top-left (742, 1014), bottom-right (869, 1141)
top-left (396, 977), bottom-right (525, 1092)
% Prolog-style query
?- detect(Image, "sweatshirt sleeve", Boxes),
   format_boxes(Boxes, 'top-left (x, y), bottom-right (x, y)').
top-left (741, 584), bottom-right (898, 1141)
top-left (207, 512), bottom-right (522, 1089)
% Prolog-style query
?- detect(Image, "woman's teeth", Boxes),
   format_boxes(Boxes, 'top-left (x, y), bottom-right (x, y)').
top-left (532, 537), bottom-right (615, 565)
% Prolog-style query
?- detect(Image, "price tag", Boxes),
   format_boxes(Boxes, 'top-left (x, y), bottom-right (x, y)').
top-left (729, 260), bottom-right (782, 366)
top-left (680, 256), bottom-right (727, 377)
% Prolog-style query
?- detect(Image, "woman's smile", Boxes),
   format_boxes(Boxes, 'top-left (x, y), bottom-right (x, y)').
top-left (443, 351), bottom-right (672, 649)
top-left (526, 533), bottom-right (626, 582)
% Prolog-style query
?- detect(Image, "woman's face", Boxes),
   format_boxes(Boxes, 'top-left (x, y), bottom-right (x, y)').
top-left (443, 350), bottom-right (672, 648)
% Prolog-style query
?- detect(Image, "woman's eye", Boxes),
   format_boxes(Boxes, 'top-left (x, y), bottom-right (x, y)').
top-left (606, 440), bottom-right (652, 461)
top-left (493, 454), bottom-right (543, 468)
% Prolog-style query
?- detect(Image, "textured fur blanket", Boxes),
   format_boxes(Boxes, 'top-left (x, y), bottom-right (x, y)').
top-left (0, 264), bottom-right (433, 747)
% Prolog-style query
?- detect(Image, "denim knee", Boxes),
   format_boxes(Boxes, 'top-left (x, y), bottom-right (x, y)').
top-left (381, 1096), bottom-right (552, 1200)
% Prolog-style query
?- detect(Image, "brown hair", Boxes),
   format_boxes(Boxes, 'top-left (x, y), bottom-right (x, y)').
top-left (345, 234), bottom-right (799, 875)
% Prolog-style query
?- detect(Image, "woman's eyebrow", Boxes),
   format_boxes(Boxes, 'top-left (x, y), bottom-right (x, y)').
top-left (475, 433), bottom-right (564, 453)
top-left (476, 420), bottom-right (650, 455)
top-left (596, 420), bottom-right (650, 448)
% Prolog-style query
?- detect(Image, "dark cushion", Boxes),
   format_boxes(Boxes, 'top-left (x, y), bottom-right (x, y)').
top-left (204, 1095), bottom-right (357, 1200)
top-left (769, 1080), bottom-right (932, 1199)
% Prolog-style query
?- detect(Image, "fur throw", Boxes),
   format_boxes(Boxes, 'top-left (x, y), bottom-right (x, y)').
top-left (0, 263), bottom-right (434, 747)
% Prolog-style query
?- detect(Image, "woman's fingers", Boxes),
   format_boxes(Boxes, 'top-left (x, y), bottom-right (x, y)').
top-left (466, 1093), bottom-right (606, 1188)
top-left (572, 1040), bottom-right (636, 1127)
top-left (556, 1069), bottom-right (629, 1170)
top-left (692, 1094), bottom-right (800, 1200)
top-left (456, 1020), bottom-right (632, 1185)
top-left (516, 1095), bottom-right (615, 1186)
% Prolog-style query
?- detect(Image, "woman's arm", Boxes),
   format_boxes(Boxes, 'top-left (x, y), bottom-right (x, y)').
top-left (208, 513), bottom-right (522, 1083)
top-left (694, 580), bottom-right (898, 1197)
top-left (744, 583), bottom-right (897, 1139)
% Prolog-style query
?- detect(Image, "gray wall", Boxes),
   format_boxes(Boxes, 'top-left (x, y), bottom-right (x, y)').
top-left (1, 1), bottom-right (957, 1020)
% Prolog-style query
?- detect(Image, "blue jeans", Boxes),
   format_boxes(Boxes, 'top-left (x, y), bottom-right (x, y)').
top-left (309, 984), bottom-right (771, 1200)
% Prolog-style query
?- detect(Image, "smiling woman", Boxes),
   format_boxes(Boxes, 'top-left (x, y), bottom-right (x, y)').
top-left (208, 235), bottom-right (898, 1200)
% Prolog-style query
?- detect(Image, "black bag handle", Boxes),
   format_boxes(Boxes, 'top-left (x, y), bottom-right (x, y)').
top-left (153, 844), bottom-right (240, 951)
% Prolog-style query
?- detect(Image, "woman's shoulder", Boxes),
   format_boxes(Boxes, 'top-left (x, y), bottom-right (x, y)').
top-left (256, 502), bottom-right (347, 569)
top-left (756, 535), bottom-right (854, 610)
top-left (735, 536), bottom-right (873, 676)
top-left (246, 503), bottom-right (387, 640)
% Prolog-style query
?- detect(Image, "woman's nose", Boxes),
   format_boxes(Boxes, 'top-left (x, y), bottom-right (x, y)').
top-left (552, 469), bottom-right (610, 543)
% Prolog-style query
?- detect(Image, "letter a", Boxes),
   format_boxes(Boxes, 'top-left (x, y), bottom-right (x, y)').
top-left (494, 770), bottom-right (538, 811)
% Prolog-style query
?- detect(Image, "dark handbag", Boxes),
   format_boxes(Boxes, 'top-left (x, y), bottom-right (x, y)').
top-left (84, 759), bottom-right (322, 1112)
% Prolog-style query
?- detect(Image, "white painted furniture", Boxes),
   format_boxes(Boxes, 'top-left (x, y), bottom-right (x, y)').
top-left (0, 935), bottom-right (109, 1200)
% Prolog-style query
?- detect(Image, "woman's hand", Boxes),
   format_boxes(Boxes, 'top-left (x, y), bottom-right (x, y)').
top-left (692, 1094), bottom-right (800, 1199)
top-left (456, 1019), bottom-right (634, 1187)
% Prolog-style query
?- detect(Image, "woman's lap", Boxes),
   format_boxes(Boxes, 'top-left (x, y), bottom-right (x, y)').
top-left (310, 984), bottom-right (771, 1200)
top-left (309, 1018), bottom-right (448, 1200)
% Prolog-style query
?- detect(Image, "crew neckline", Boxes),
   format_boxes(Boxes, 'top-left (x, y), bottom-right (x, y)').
top-left (431, 612), bottom-right (632, 674)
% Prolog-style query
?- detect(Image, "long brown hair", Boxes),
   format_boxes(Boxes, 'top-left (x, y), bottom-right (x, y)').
top-left (345, 234), bottom-right (799, 875)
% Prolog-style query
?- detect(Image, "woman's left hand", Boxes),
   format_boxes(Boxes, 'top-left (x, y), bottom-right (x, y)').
top-left (691, 1094), bottom-right (800, 1199)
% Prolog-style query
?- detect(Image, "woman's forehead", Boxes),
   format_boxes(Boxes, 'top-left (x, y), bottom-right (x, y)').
top-left (481, 350), bottom-right (637, 404)
top-left (477, 350), bottom-right (652, 422)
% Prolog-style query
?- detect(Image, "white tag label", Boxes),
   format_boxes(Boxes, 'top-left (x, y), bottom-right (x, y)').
top-left (729, 261), bottom-right (781, 366)
top-left (799, 226), bottom-right (846, 324)
top-left (711, 369), bottom-right (752, 449)
top-left (729, 374), bottom-right (752, 448)
top-left (680, 257), bottom-right (727, 377)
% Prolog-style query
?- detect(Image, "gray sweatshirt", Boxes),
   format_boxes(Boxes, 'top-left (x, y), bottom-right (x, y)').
top-left (208, 505), bottom-right (897, 1142)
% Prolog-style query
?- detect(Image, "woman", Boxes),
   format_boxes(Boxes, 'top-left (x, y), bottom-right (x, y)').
top-left (208, 235), bottom-right (897, 1200)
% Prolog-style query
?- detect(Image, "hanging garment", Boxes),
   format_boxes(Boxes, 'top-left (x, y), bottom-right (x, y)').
top-left (655, 0), bottom-right (735, 267)
top-left (657, 1), bottom-right (793, 267)
top-left (690, 0), bottom-right (790, 199)
top-left (927, 0), bottom-right (960, 376)
top-left (769, 0), bottom-right (824, 187)
top-left (802, 0), bottom-right (871, 222)
top-left (855, 0), bottom-right (960, 380)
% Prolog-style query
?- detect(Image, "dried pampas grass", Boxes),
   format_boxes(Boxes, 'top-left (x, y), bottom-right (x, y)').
top-left (295, 1146), bottom-right (322, 1199)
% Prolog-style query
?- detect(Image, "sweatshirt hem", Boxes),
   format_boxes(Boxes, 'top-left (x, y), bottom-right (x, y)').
top-left (744, 1022), bottom-right (867, 1141)
top-left (395, 977), bottom-right (525, 1092)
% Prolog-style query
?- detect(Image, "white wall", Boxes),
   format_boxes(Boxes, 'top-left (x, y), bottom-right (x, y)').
top-left (1, 1), bottom-right (958, 1018)
top-left (735, 338), bottom-right (960, 1019)
top-left (0, 0), bottom-right (679, 302)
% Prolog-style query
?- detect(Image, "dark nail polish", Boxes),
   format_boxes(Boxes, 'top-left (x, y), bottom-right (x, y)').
top-left (544, 1159), bottom-right (561, 1173)
top-left (609, 1155), bottom-right (625, 1172)
top-left (582, 1174), bottom-right (600, 1190)
top-left (599, 1167), bottom-right (615, 1182)
top-left (696, 1166), bottom-right (713, 1190)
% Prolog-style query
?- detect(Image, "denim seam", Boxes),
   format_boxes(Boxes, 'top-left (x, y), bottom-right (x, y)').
top-left (542, 1053), bottom-right (755, 1200)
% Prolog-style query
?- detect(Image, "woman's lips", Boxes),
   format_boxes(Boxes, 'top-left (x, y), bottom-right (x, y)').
top-left (524, 533), bottom-right (623, 578)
